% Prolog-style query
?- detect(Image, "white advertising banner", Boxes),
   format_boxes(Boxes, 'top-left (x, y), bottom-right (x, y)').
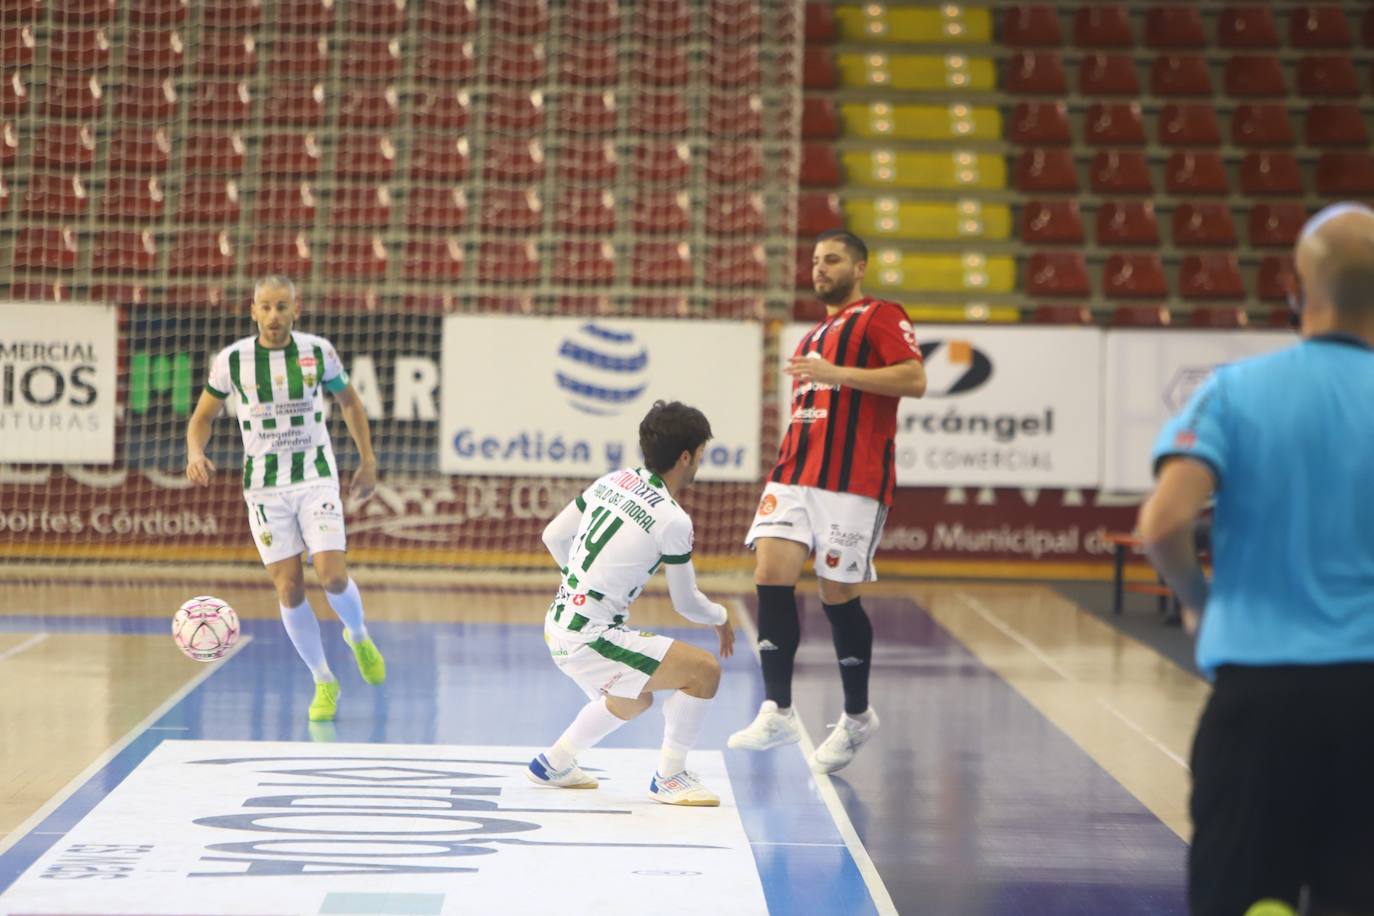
top-left (779, 322), bottom-right (1103, 487)
top-left (1102, 329), bottom-right (1294, 493)
top-left (440, 317), bottom-right (761, 481)
top-left (1, 301), bottom-right (118, 463)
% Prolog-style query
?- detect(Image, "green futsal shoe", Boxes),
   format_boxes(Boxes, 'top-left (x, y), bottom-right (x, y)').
top-left (345, 633), bottom-right (386, 685)
top-left (308, 679), bottom-right (340, 722)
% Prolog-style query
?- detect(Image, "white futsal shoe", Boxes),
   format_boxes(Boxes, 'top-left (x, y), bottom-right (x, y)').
top-left (649, 770), bottom-right (720, 807)
top-left (727, 700), bottom-right (803, 751)
top-left (526, 754), bottom-right (599, 789)
top-left (810, 708), bottom-right (880, 775)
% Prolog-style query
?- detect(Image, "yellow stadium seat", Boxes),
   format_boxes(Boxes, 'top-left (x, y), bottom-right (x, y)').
top-left (868, 250), bottom-right (1015, 294)
top-left (841, 150), bottom-right (1006, 190)
top-left (845, 198), bottom-right (1011, 241)
top-left (835, 53), bottom-right (996, 92)
top-left (841, 103), bottom-right (1001, 142)
top-left (834, 4), bottom-right (992, 44)
top-left (904, 304), bottom-right (1022, 323)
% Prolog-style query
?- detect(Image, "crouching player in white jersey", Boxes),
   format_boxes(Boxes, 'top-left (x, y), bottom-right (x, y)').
top-left (185, 275), bottom-right (385, 723)
top-left (529, 400), bottom-right (735, 806)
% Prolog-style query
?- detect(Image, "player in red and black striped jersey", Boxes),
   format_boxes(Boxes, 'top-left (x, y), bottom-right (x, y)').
top-left (730, 231), bottom-right (926, 774)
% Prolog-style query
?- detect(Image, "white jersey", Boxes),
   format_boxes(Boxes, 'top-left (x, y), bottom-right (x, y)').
top-left (561, 467), bottom-right (696, 623)
top-left (205, 331), bottom-right (349, 493)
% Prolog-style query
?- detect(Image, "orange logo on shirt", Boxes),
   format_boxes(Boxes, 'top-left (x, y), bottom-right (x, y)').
top-left (573, 594), bottom-right (587, 606)
top-left (758, 494), bottom-right (778, 516)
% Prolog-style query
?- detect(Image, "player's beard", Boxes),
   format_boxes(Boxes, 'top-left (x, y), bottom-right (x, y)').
top-left (816, 274), bottom-right (855, 305)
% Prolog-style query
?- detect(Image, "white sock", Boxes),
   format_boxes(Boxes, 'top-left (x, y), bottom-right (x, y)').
top-left (546, 698), bottom-right (626, 770)
top-left (660, 691), bottom-right (711, 777)
top-left (280, 599), bottom-right (332, 681)
top-left (325, 578), bottom-right (368, 643)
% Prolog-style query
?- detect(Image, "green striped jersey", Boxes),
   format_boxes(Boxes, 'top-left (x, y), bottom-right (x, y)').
top-left (204, 332), bottom-right (350, 492)
top-left (562, 467), bottom-right (696, 619)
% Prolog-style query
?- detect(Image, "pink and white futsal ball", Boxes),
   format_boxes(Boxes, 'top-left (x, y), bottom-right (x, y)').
top-left (172, 596), bottom-right (240, 662)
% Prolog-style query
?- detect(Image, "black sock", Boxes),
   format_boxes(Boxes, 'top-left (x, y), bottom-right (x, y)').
top-left (823, 598), bottom-right (873, 716)
top-left (756, 585), bottom-right (800, 708)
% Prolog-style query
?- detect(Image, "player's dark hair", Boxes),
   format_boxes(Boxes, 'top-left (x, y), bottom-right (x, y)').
top-left (815, 229), bottom-right (868, 264)
top-left (639, 400), bottom-right (712, 474)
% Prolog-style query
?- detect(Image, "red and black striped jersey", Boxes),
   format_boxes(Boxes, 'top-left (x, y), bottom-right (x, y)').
top-left (769, 298), bottom-right (922, 505)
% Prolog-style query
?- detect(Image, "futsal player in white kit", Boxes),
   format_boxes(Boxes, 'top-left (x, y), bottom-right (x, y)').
top-left (186, 275), bottom-right (385, 723)
top-left (529, 400), bottom-right (735, 806)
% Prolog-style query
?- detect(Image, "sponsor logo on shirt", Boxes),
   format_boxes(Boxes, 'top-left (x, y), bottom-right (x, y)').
top-left (1174, 430), bottom-right (1198, 448)
top-left (573, 594), bottom-right (587, 606)
top-left (825, 549), bottom-right (842, 568)
top-left (792, 407), bottom-right (828, 423)
top-left (757, 493), bottom-right (778, 516)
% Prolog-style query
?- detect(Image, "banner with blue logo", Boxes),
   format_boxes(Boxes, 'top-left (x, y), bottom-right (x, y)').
top-left (439, 317), bottom-right (762, 481)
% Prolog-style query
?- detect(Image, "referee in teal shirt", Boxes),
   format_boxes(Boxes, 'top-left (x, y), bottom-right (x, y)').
top-left (1141, 203), bottom-right (1374, 916)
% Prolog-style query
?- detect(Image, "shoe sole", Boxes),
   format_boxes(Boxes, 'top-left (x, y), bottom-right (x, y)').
top-left (525, 771), bottom-right (597, 790)
top-left (649, 794), bottom-right (720, 807)
top-left (726, 732), bottom-right (801, 751)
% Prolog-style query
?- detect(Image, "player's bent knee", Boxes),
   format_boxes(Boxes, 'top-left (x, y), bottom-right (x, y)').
top-left (320, 575), bottom-right (348, 594)
top-left (819, 579), bottom-right (860, 605)
top-left (605, 693), bottom-right (651, 720)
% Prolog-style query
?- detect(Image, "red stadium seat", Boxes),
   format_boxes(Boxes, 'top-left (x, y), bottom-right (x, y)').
top-left (1096, 200), bottom-right (1159, 246)
top-left (31, 123), bottom-right (97, 172)
top-left (796, 192), bottom-right (844, 237)
top-left (553, 241), bottom-right (615, 286)
top-left (324, 233), bottom-right (389, 281)
top-left (708, 143), bottom-right (765, 185)
top-left (1248, 203), bottom-right (1307, 248)
top-left (477, 241), bottom-right (539, 284)
top-left (1073, 5), bottom-right (1133, 47)
top-left (262, 83), bottom-right (326, 127)
top-left (709, 46), bottom-right (763, 89)
top-left (633, 93), bottom-right (689, 136)
top-left (1165, 151), bottom-right (1228, 195)
top-left (1015, 148), bottom-right (1079, 192)
top-left (108, 126), bottom-right (172, 175)
top-left (1103, 253), bottom-right (1168, 298)
top-left (708, 95), bottom-right (762, 138)
top-left (557, 91), bottom-right (618, 137)
top-left (1290, 6), bottom-right (1351, 48)
top-left (708, 0), bottom-right (764, 44)
top-left (1003, 5), bottom-right (1062, 46)
top-left (91, 229), bottom-right (158, 275)
top-left (168, 230), bottom-right (235, 277)
top-left (566, 0), bottom-right (619, 39)
top-left (710, 244), bottom-right (767, 289)
top-left (124, 27), bottom-right (186, 75)
top-left (1005, 51), bottom-right (1067, 95)
top-left (22, 174), bottom-right (89, 218)
top-left (554, 188), bottom-right (616, 234)
top-left (480, 139), bottom-right (541, 184)
top-left (1239, 151), bottom-right (1304, 195)
top-left (0, 121), bottom-right (15, 172)
top-left (406, 185), bottom-right (468, 232)
top-left (635, 142), bottom-right (693, 185)
top-left (1223, 56), bottom-right (1285, 97)
top-left (1296, 57), bottom-right (1360, 97)
top-left (1031, 304), bottom-right (1093, 324)
top-left (1217, 8), bottom-right (1279, 48)
top-left (1021, 199), bottom-right (1085, 244)
top-left (1, 26), bottom-right (35, 69)
top-left (480, 187), bottom-right (543, 232)
top-left (43, 73), bottom-right (103, 118)
top-left (100, 176), bottom-right (165, 221)
top-left (258, 133), bottom-right (322, 178)
top-left (631, 190), bottom-right (690, 235)
top-left (799, 144), bottom-right (840, 187)
top-left (1231, 104), bottom-right (1295, 147)
top-left (559, 43), bottom-right (616, 88)
top-left (334, 134), bottom-right (395, 180)
top-left (195, 32), bottom-right (257, 76)
top-left (330, 184), bottom-right (391, 229)
top-left (1088, 150), bottom-right (1152, 194)
top-left (1150, 55), bottom-right (1212, 97)
top-left (1256, 256), bottom-right (1295, 301)
top-left (267, 36), bottom-right (332, 79)
top-left (177, 178), bottom-right (240, 224)
top-left (1158, 103), bottom-right (1220, 146)
top-left (188, 79), bottom-right (252, 125)
top-left (631, 242), bottom-right (693, 286)
top-left (1314, 151), bottom-right (1374, 195)
top-left (202, 0), bottom-right (261, 29)
top-left (805, 1), bottom-right (837, 42)
top-left (486, 41), bottom-right (546, 86)
top-left (1189, 306), bottom-right (1250, 329)
top-left (185, 130), bottom-right (246, 176)
top-left (638, 1), bottom-right (691, 42)
top-left (404, 237), bottom-right (465, 281)
top-left (413, 89), bottom-right (472, 130)
top-left (338, 85), bottom-right (400, 129)
top-left (708, 192), bottom-right (765, 236)
top-left (253, 181), bottom-right (317, 227)
top-left (1172, 202), bottom-right (1237, 246)
top-left (128, 0), bottom-right (186, 26)
top-left (803, 48), bottom-right (839, 89)
top-left (1085, 102), bottom-right (1146, 145)
top-left (1112, 304), bottom-right (1171, 327)
top-left (277, 0), bottom-right (336, 31)
top-left (410, 136), bottom-right (472, 182)
top-left (1179, 254), bottom-right (1245, 300)
top-left (557, 140), bottom-right (618, 183)
top-left (1079, 53), bottom-right (1138, 95)
top-left (1145, 6), bottom-right (1205, 48)
top-left (347, 0), bottom-right (408, 34)
top-left (423, 0), bottom-right (479, 35)
top-left (1007, 101), bottom-right (1071, 145)
top-left (1306, 104), bottom-right (1369, 147)
top-left (48, 27), bottom-right (113, 71)
top-left (486, 91), bottom-right (545, 135)
top-left (803, 97), bottom-right (840, 140)
top-left (1026, 251), bottom-right (1091, 296)
top-left (12, 227), bottom-right (81, 272)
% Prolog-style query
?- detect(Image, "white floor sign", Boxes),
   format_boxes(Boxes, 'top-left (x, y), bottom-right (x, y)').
top-left (1, 740), bottom-right (767, 915)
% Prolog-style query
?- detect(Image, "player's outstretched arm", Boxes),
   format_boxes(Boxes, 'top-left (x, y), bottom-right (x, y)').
top-left (333, 384), bottom-right (378, 502)
top-left (542, 500), bottom-right (582, 569)
top-left (185, 389), bottom-right (223, 487)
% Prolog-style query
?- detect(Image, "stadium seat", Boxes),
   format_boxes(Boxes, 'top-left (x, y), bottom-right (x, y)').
top-left (1172, 202), bottom-right (1237, 247)
top-left (477, 241), bottom-right (539, 284)
top-left (1158, 103), bottom-right (1220, 146)
top-left (22, 175), bottom-right (88, 218)
top-left (1306, 104), bottom-right (1369, 146)
top-left (0, 72), bottom-right (28, 117)
top-left (277, 0), bottom-right (336, 30)
top-left (1021, 199), bottom-right (1084, 244)
top-left (167, 230), bottom-right (234, 276)
top-left (330, 184), bottom-right (391, 229)
top-left (557, 140), bottom-right (618, 182)
top-left (1111, 304), bottom-right (1171, 326)
top-left (553, 240), bottom-right (615, 286)
top-left (1005, 51), bottom-right (1067, 94)
top-left (803, 48), bottom-right (839, 89)
top-left (406, 185), bottom-right (467, 231)
top-left (1179, 254), bottom-right (1245, 300)
top-left (635, 142), bottom-right (693, 185)
top-left (631, 190), bottom-right (690, 235)
top-left (1007, 101), bottom-right (1071, 145)
top-left (188, 80), bottom-right (252, 125)
top-left (708, 192), bottom-right (765, 236)
top-left (1223, 55), bottom-right (1286, 97)
top-left (334, 134), bottom-right (395, 180)
top-left (338, 85), bottom-right (400, 129)
top-left (1145, 6), bottom-right (1205, 48)
top-left (1248, 202), bottom-right (1307, 248)
top-left (107, 126), bottom-right (172, 175)
top-left (557, 43), bottom-right (616, 88)
top-left (268, 36), bottom-right (332, 79)
top-left (708, 143), bottom-right (765, 185)
top-left (1165, 151), bottom-right (1228, 195)
top-left (416, 37), bottom-right (475, 84)
top-left (1096, 200), bottom-right (1159, 245)
top-left (710, 244), bottom-right (767, 289)
top-left (803, 97), bottom-right (840, 140)
top-left (1031, 303), bottom-right (1093, 324)
top-left (806, 0), bottom-right (837, 42)
top-left (1079, 53), bottom-right (1138, 95)
top-left (800, 144), bottom-right (841, 187)
top-left (631, 242), bottom-right (693, 286)
top-left (486, 91), bottom-right (544, 135)
top-left (557, 91), bottom-right (618, 137)
top-left (124, 26), bottom-right (185, 74)
top-left (1217, 8), bottom-right (1279, 48)
top-left (324, 233), bottom-right (389, 281)
top-left (638, 3), bottom-right (692, 41)
top-left (1073, 5), bottom-right (1133, 47)
top-left (410, 136), bottom-right (472, 181)
top-left (1189, 306), bottom-right (1250, 328)
top-left (253, 181), bottom-right (317, 227)
top-left (1232, 104), bottom-right (1295, 147)
top-left (48, 27), bottom-right (113, 72)
top-left (633, 93), bottom-right (690, 136)
top-left (12, 228), bottom-right (80, 271)
top-left (480, 187), bottom-right (543, 232)
top-left (100, 176), bottom-right (165, 221)
top-left (1240, 151), bottom-right (1304, 195)
top-left (1296, 57), bottom-right (1360, 97)
top-left (1085, 102), bottom-right (1146, 145)
top-left (555, 188), bottom-right (616, 234)
top-left (1256, 256), bottom-right (1295, 300)
top-left (1026, 251), bottom-right (1090, 296)
top-left (1088, 150), bottom-right (1152, 194)
top-left (1, 121), bottom-right (18, 172)
top-left (128, 0), bottom-right (187, 26)
top-left (1015, 148), bottom-right (1079, 191)
top-left (403, 236), bottom-right (465, 281)
top-left (91, 230), bottom-right (158, 274)
top-left (1314, 151), bottom-right (1374, 195)
top-left (413, 89), bottom-right (472, 130)
top-left (1002, 5), bottom-right (1061, 46)
top-left (177, 178), bottom-right (240, 224)
top-left (31, 123), bottom-right (97, 172)
top-left (1150, 55), bottom-right (1212, 96)
top-left (43, 73), bottom-right (103, 118)
top-left (796, 192), bottom-right (844, 236)
top-left (202, 0), bottom-right (262, 29)
top-left (184, 130), bottom-right (246, 176)
top-left (1290, 6), bottom-right (1351, 48)
top-left (195, 32), bottom-right (257, 76)
top-left (348, 0), bottom-right (408, 34)
top-left (708, 95), bottom-right (763, 138)
top-left (1, 26), bottom-right (35, 69)
top-left (566, 0), bottom-right (620, 39)
top-left (1103, 253), bottom-right (1168, 298)
top-left (709, 46), bottom-right (763, 89)
top-left (486, 41), bottom-right (546, 86)
top-left (259, 133), bottom-right (322, 178)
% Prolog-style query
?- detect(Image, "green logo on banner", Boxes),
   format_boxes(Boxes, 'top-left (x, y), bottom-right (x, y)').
top-left (129, 352), bottom-right (193, 416)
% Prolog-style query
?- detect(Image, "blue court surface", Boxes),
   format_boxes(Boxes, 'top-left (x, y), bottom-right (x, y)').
top-left (0, 592), bottom-right (1188, 914)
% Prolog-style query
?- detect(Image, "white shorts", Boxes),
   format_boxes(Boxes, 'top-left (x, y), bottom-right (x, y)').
top-left (744, 482), bottom-right (887, 584)
top-left (544, 594), bottom-right (673, 701)
top-left (244, 483), bottom-right (347, 566)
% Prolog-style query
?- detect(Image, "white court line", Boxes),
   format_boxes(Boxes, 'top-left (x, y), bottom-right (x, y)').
top-left (730, 599), bottom-right (899, 916)
top-left (954, 590), bottom-right (1190, 771)
top-left (0, 634), bottom-right (48, 663)
top-left (0, 635), bottom-right (254, 860)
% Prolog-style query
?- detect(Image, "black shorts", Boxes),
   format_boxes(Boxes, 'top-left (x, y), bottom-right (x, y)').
top-left (1189, 663), bottom-right (1374, 916)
